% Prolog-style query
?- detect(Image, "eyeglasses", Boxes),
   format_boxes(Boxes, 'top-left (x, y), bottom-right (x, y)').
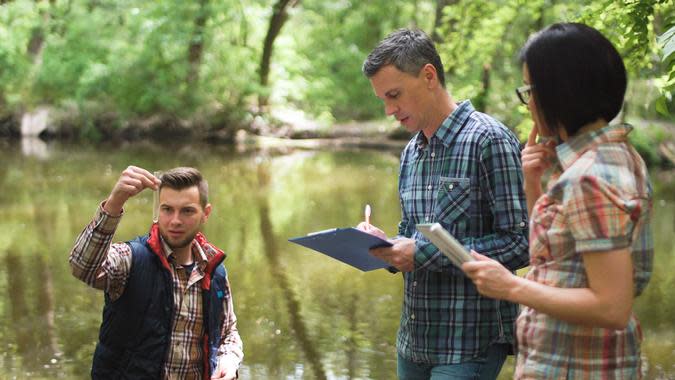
top-left (515, 84), bottom-right (532, 105)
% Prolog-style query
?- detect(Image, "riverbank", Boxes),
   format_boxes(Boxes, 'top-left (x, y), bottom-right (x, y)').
top-left (2, 106), bottom-right (674, 166)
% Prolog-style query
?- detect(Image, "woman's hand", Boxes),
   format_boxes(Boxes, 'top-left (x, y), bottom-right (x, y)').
top-left (462, 251), bottom-right (519, 300)
top-left (521, 124), bottom-right (557, 214)
top-left (521, 124), bottom-right (557, 186)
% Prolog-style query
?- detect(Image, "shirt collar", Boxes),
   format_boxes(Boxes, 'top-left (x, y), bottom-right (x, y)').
top-left (160, 236), bottom-right (209, 267)
top-left (555, 124), bottom-right (632, 170)
top-left (416, 100), bottom-right (475, 150)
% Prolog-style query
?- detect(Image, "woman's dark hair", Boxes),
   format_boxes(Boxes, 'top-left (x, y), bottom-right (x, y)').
top-left (160, 167), bottom-right (209, 208)
top-left (519, 23), bottom-right (627, 136)
top-left (363, 28), bottom-right (446, 88)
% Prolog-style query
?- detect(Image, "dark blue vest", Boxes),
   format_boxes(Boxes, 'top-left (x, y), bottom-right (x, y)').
top-left (91, 235), bottom-right (227, 379)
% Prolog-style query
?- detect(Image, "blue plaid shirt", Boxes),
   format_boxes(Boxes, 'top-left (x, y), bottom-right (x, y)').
top-left (396, 100), bottom-right (529, 364)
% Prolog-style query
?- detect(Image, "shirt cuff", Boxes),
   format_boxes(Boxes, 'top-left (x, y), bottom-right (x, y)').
top-left (575, 236), bottom-right (631, 253)
top-left (95, 201), bottom-right (123, 234)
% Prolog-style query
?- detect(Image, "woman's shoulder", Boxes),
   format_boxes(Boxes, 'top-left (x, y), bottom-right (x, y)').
top-left (553, 142), bottom-right (651, 201)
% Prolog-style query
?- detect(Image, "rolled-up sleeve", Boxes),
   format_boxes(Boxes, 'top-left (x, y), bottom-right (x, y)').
top-left (68, 202), bottom-right (132, 300)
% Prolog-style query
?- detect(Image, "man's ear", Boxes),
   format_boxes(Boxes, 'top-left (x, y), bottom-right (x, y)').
top-left (203, 203), bottom-right (212, 222)
top-left (421, 63), bottom-right (438, 88)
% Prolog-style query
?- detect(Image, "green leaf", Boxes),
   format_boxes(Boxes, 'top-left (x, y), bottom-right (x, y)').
top-left (655, 97), bottom-right (669, 117)
top-left (658, 25), bottom-right (675, 61)
top-left (657, 25), bottom-right (675, 45)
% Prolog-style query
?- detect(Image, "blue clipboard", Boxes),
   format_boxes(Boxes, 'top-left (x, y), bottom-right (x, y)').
top-left (288, 228), bottom-right (392, 271)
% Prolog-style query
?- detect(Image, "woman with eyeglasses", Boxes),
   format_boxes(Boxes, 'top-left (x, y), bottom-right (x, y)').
top-left (462, 23), bottom-right (653, 379)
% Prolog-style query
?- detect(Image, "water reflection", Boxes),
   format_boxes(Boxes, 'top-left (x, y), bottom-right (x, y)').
top-left (255, 161), bottom-right (327, 380)
top-left (0, 141), bottom-right (673, 379)
top-left (21, 137), bottom-right (50, 159)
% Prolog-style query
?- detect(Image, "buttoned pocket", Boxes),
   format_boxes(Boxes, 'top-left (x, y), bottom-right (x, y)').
top-left (435, 177), bottom-right (471, 229)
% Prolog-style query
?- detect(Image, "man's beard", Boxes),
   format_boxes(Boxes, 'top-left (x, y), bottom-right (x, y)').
top-left (161, 231), bottom-right (198, 250)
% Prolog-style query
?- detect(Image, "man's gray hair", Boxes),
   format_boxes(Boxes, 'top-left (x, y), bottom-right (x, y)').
top-left (362, 28), bottom-right (446, 88)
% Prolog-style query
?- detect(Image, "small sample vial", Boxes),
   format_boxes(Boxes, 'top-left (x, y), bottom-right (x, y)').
top-left (153, 171), bottom-right (162, 223)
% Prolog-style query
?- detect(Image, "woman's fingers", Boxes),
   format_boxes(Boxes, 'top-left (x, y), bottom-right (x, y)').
top-left (527, 124), bottom-right (539, 147)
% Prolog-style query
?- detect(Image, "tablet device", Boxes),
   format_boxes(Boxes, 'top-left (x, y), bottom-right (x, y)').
top-left (416, 223), bottom-right (474, 268)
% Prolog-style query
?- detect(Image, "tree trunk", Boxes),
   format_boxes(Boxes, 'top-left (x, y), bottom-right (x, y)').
top-left (432, 0), bottom-right (457, 43)
top-left (410, 0), bottom-right (418, 29)
top-left (234, 0), bottom-right (249, 46)
top-left (258, 0), bottom-right (298, 109)
top-left (256, 163), bottom-right (328, 380)
top-left (187, 0), bottom-right (210, 87)
top-left (474, 63), bottom-right (491, 112)
top-left (26, 0), bottom-right (55, 62)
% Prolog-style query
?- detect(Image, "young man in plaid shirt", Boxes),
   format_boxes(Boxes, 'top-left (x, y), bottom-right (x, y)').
top-left (70, 166), bottom-right (242, 379)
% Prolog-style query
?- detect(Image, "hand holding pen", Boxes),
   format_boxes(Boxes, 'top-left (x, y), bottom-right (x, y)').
top-left (357, 203), bottom-right (387, 240)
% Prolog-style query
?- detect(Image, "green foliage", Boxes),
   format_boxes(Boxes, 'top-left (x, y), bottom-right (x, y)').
top-left (0, 0), bottom-right (672, 138)
top-left (279, 0), bottom-right (436, 121)
top-left (578, 0), bottom-right (660, 73)
top-left (0, 0), bottom-right (40, 106)
top-left (655, 18), bottom-right (675, 117)
top-left (627, 124), bottom-right (666, 166)
top-left (435, 0), bottom-right (541, 124)
top-left (1, 0), bottom-right (263, 128)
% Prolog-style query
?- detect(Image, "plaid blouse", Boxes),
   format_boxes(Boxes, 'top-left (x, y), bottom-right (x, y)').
top-left (516, 124), bottom-right (653, 379)
top-left (397, 100), bottom-right (530, 364)
top-left (70, 204), bottom-right (243, 379)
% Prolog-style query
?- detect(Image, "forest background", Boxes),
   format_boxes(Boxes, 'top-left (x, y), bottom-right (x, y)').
top-left (0, 0), bottom-right (674, 165)
top-left (1, 2), bottom-right (675, 378)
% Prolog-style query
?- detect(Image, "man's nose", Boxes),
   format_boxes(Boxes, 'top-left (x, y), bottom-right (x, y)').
top-left (169, 211), bottom-right (182, 224)
top-left (384, 102), bottom-right (398, 117)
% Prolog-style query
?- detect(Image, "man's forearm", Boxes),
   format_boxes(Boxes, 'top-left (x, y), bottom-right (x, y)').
top-left (217, 279), bottom-right (244, 367)
top-left (69, 203), bottom-right (121, 289)
top-left (464, 230), bottom-right (529, 271)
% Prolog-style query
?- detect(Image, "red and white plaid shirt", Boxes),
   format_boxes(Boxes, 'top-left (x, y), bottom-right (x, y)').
top-left (70, 203), bottom-right (243, 379)
top-left (516, 125), bottom-right (653, 379)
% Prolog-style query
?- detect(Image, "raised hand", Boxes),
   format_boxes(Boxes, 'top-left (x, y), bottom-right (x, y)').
top-left (521, 124), bottom-right (557, 214)
top-left (521, 124), bottom-right (557, 185)
top-left (104, 166), bottom-right (161, 215)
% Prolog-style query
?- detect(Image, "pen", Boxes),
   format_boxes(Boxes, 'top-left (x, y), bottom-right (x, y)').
top-left (365, 204), bottom-right (371, 226)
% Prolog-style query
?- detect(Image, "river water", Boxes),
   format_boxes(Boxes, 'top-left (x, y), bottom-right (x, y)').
top-left (0, 139), bottom-right (673, 379)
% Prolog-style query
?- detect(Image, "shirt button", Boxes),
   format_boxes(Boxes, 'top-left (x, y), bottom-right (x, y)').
top-left (449, 184), bottom-right (454, 190)
top-left (413, 281), bottom-right (417, 287)
top-left (519, 221), bottom-right (526, 228)
top-left (427, 184), bottom-right (432, 190)
top-left (425, 216), bottom-right (429, 222)
top-left (411, 314), bottom-right (415, 320)
top-left (431, 152), bottom-right (435, 158)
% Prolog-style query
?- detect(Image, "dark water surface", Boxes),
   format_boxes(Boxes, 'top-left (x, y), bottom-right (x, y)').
top-left (1, 140), bottom-right (673, 379)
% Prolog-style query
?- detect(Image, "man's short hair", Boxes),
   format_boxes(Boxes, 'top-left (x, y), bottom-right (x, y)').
top-left (160, 167), bottom-right (209, 208)
top-left (362, 28), bottom-right (446, 88)
top-left (519, 23), bottom-right (627, 137)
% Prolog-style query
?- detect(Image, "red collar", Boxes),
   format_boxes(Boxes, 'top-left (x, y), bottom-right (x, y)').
top-left (146, 224), bottom-right (226, 289)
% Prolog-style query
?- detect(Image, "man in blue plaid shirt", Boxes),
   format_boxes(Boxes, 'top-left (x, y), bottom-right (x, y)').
top-left (357, 29), bottom-right (529, 379)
